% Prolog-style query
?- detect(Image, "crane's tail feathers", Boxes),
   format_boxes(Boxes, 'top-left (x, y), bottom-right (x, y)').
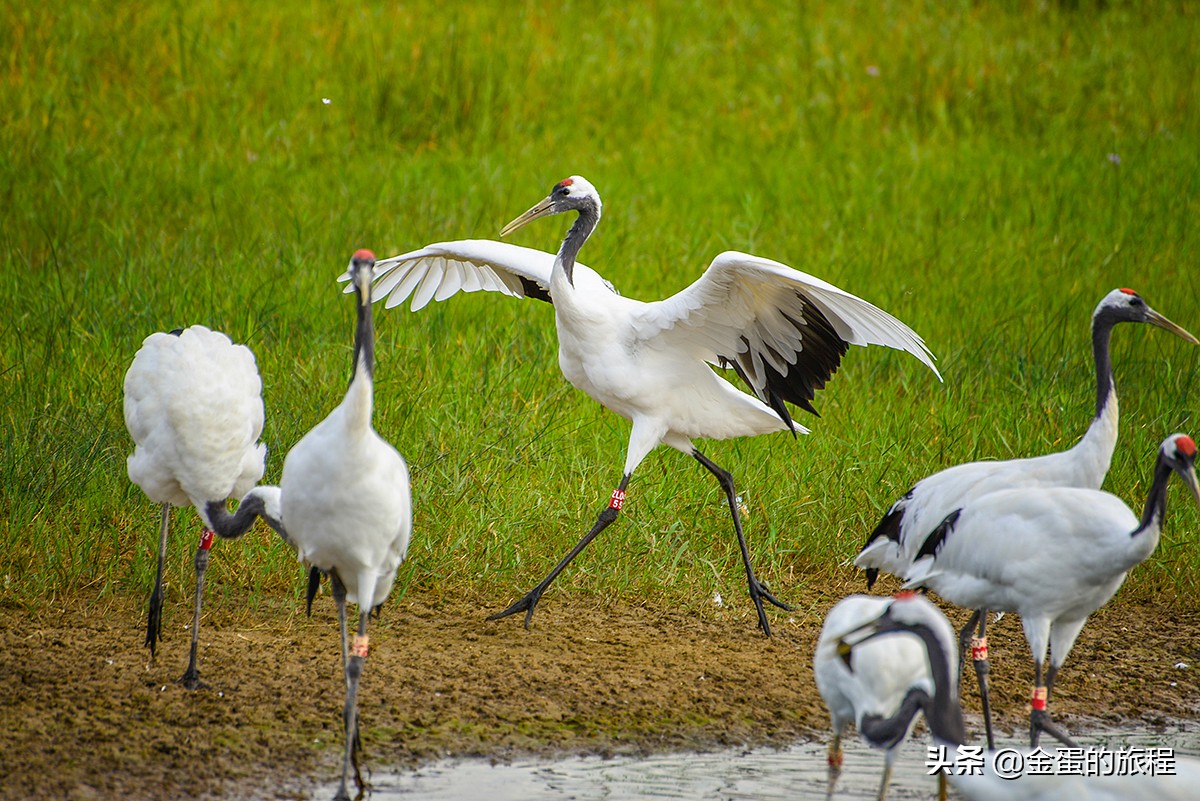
top-left (900, 557), bottom-right (940, 589)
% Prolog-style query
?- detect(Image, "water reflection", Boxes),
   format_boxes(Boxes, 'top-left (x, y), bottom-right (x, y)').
top-left (313, 723), bottom-right (1200, 800)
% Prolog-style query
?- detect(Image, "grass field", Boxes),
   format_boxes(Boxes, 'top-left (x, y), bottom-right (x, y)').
top-left (2, 0), bottom-right (1198, 620)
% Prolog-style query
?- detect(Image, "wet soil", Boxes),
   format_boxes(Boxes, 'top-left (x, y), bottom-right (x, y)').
top-left (2, 583), bottom-right (1198, 801)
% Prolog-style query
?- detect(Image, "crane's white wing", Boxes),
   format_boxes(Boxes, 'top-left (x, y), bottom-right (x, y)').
top-left (343, 240), bottom-right (615, 311)
top-left (634, 251), bottom-right (941, 421)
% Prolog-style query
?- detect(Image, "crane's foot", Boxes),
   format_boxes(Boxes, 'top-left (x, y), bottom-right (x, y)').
top-left (747, 577), bottom-right (791, 637)
top-left (1030, 708), bottom-right (1078, 748)
top-left (486, 584), bottom-right (547, 629)
top-left (332, 782), bottom-right (357, 801)
top-left (177, 667), bottom-right (207, 691)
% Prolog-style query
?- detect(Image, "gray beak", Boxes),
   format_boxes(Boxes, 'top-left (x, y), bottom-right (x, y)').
top-left (500, 195), bottom-right (557, 237)
top-left (1147, 308), bottom-right (1200, 345)
top-left (1182, 463), bottom-right (1200, 508)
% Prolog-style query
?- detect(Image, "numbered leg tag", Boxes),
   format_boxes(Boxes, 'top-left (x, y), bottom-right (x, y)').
top-left (352, 635), bottom-right (369, 659)
top-left (198, 529), bottom-right (215, 551)
top-left (1030, 685), bottom-right (1048, 711)
top-left (609, 489), bottom-right (626, 510)
top-left (970, 636), bottom-right (988, 662)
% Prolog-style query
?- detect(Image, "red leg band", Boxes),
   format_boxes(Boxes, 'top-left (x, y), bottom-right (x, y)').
top-left (352, 635), bottom-right (369, 659)
top-left (971, 636), bottom-right (988, 662)
top-left (1030, 686), bottom-right (1047, 711)
top-left (198, 529), bottom-right (215, 551)
top-left (609, 489), bottom-right (626, 510)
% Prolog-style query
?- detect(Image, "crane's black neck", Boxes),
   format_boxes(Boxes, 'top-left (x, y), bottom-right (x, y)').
top-left (898, 621), bottom-right (967, 747)
top-left (352, 279), bottom-right (375, 384)
top-left (558, 203), bottom-right (600, 286)
top-left (859, 688), bottom-right (929, 751)
top-left (1134, 454), bottom-right (1174, 539)
top-left (1091, 315), bottom-right (1116, 421)
top-left (204, 494), bottom-right (286, 543)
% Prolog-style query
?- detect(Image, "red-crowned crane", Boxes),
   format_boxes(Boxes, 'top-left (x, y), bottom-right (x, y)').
top-left (815, 593), bottom-right (949, 801)
top-left (854, 289), bottom-right (1196, 744)
top-left (902, 434), bottom-right (1200, 748)
top-left (279, 250), bottom-right (412, 801)
top-left (841, 591), bottom-right (1200, 801)
top-left (362, 175), bottom-right (941, 636)
top-left (124, 324), bottom-right (280, 689)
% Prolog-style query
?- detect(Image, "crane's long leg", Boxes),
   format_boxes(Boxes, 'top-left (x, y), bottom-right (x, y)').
top-left (331, 572), bottom-right (350, 677)
top-left (825, 728), bottom-right (843, 801)
top-left (335, 598), bottom-right (370, 801)
top-left (488, 475), bottom-right (631, 629)
top-left (1029, 660), bottom-right (1078, 748)
top-left (145, 502), bottom-right (171, 658)
top-left (692, 449), bottom-right (791, 637)
top-left (179, 528), bottom-right (215, 690)
top-left (972, 611), bottom-right (995, 750)
top-left (329, 571), bottom-right (364, 773)
top-left (956, 610), bottom-right (980, 676)
top-left (878, 751), bottom-right (897, 801)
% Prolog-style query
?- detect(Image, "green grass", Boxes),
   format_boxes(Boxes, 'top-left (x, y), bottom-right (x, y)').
top-left (2, 0), bottom-right (1199, 617)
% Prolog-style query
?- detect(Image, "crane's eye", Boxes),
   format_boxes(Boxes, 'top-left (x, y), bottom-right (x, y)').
top-left (1130, 297), bottom-right (1144, 306)
top-left (555, 185), bottom-right (570, 197)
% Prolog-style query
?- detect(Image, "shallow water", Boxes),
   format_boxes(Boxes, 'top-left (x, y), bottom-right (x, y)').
top-left (311, 723), bottom-right (1200, 800)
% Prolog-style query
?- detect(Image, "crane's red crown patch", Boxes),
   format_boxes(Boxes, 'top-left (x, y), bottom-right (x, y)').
top-left (893, 590), bottom-right (918, 601)
top-left (557, 178), bottom-right (574, 188)
top-left (1176, 435), bottom-right (1196, 457)
top-left (353, 248), bottom-right (375, 262)
top-left (1120, 287), bottom-right (1137, 295)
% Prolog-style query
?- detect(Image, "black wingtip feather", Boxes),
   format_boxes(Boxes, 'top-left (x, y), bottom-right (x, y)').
top-left (305, 566), bottom-right (322, 617)
top-left (518, 276), bottom-right (553, 304)
top-left (862, 504), bottom-right (904, 549)
top-left (915, 509), bottom-right (962, 561)
top-left (725, 294), bottom-right (851, 430)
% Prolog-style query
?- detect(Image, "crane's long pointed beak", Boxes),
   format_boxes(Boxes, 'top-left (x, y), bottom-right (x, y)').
top-left (1182, 464), bottom-right (1200, 508)
top-left (832, 613), bottom-right (890, 651)
top-left (500, 196), bottom-right (556, 237)
top-left (1148, 309), bottom-right (1200, 345)
top-left (833, 617), bottom-right (891, 671)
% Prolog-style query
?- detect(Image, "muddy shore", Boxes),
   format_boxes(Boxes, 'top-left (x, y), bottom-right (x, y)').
top-left (2, 585), bottom-right (1197, 801)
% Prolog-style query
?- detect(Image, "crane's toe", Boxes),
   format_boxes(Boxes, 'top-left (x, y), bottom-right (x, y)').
top-left (1029, 708), bottom-right (1078, 748)
top-left (486, 586), bottom-right (545, 629)
top-left (747, 577), bottom-right (791, 637)
top-left (177, 668), bottom-right (207, 692)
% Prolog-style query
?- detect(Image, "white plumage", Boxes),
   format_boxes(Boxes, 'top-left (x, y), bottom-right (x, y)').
top-left (903, 433), bottom-right (1200, 747)
top-left (853, 289), bottom-right (1196, 746)
top-left (125, 325), bottom-right (266, 515)
top-left (843, 592), bottom-right (1200, 801)
top-left (364, 175), bottom-right (941, 635)
top-left (279, 369), bottom-right (411, 612)
top-left (123, 324), bottom-right (266, 688)
top-left (279, 249), bottom-right (411, 801)
top-left (855, 289), bottom-right (1196, 586)
top-left (815, 594), bottom-right (944, 801)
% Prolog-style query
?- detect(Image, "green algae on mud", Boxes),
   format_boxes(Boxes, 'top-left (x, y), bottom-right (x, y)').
top-left (2, 585), bottom-right (1199, 801)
